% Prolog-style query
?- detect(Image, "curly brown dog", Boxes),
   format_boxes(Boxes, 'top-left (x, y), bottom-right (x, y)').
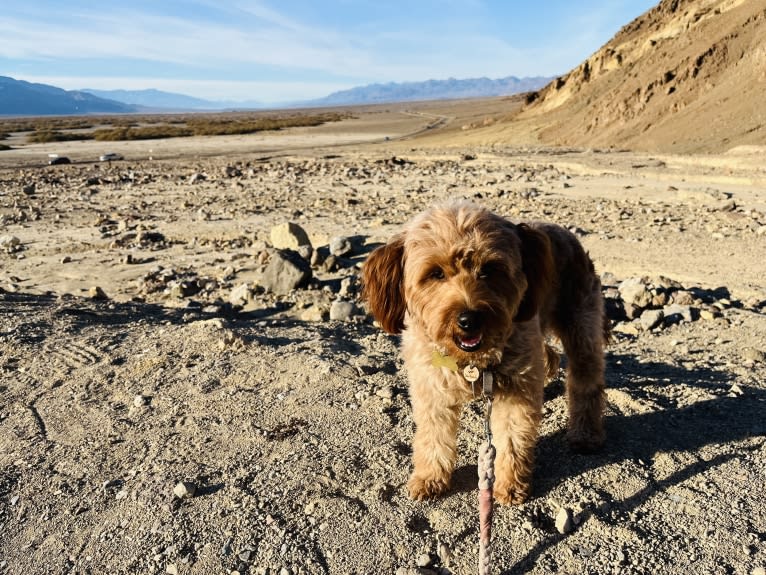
top-left (362, 201), bottom-right (609, 504)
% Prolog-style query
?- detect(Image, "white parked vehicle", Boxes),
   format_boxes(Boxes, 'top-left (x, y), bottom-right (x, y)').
top-left (99, 153), bottom-right (123, 162)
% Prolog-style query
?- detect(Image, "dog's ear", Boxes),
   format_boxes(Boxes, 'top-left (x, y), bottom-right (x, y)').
top-left (515, 223), bottom-right (554, 322)
top-left (361, 235), bottom-right (406, 334)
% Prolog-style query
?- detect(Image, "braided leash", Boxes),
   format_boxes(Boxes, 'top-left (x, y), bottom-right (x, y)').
top-left (477, 372), bottom-right (495, 575)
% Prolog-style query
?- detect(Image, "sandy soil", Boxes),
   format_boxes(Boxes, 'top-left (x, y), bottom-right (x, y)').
top-left (1, 110), bottom-right (765, 575)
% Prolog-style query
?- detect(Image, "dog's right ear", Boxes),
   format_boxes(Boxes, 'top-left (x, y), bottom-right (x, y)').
top-left (361, 235), bottom-right (406, 334)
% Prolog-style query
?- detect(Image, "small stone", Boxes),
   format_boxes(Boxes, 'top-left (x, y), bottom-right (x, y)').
top-left (89, 286), bottom-right (109, 300)
top-left (375, 386), bottom-right (394, 399)
top-left (329, 236), bottom-right (353, 257)
top-left (300, 305), bottom-right (327, 322)
top-left (296, 244), bottom-right (313, 262)
top-left (173, 481), bottom-right (197, 499)
top-left (238, 550), bottom-right (252, 562)
top-left (613, 322), bottom-right (640, 336)
top-left (270, 222), bottom-right (311, 250)
top-left (437, 542), bottom-right (452, 567)
top-left (329, 300), bottom-right (355, 321)
top-left (699, 309), bottom-right (718, 320)
top-left (166, 564), bottom-right (179, 575)
top-left (743, 348), bottom-right (765, 363)
top-left (751, 567), bottom-right (765, 575)
top-left (416, 553), bottom-right (432, 568)
top-left (260, 249), bottom-right (312, 294)
top-left (640, 309), bottom-right (664, 331)
top-left (663, 303), bottom-right (695, 325)
top-left (229, 283), bottom-right (253, 306)
top-left (555, 507), bottom-right (574, 534)
top-left (618, 277), bottom-right (652, 309)
top-left (61, 256), bottom-right (72, 264)
top-left (133, 394), bottom-right (150, 407)
top-left (0, 235), bottom-right (21, 252)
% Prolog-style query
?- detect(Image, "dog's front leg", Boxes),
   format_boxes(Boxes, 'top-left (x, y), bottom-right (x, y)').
top-left (491, 387), bottom-right (543, 505)
top-left (407, 381), bottom-right (461, 500)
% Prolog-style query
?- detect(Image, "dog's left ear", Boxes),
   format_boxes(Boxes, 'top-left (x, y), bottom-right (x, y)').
top-left (361, 234), bottom-right (407, 334)
top-left (515, 223), bottom-right (554, 322)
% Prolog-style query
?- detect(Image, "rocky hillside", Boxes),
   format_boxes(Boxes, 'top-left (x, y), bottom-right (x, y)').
top-left (521, 0), bottom-right (766, 153)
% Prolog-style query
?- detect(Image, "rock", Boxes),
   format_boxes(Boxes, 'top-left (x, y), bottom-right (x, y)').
top-left (229, 283), bottom-right (254, 306)
top-left (296, 244), bottom-right (313, 262)
top-left (437, 542), bottom-right (452, 567)
top-left (270, 222), bottom-right (312, 250)
top-left (329, 300), bottom-right (355, 321)
top-left (133, 394), bottom-right (150, 407)
top-left (173, 481), bottom-right (197, 499)
top-left (329, 236), bottom-right (353, 257)
top-left (166, 564), bottom-right (179, 575)
top-left (613, 321), bottom-right (640, 336)
top-left (0, 235), bottom-right (21, 252)
top-left (699, 308), bottom-right (719, 320)
top-left (751, 567), bottom-right (766, 575)
top-left (672, 290), bottom-right (695, 305)
top-left (89, 286), bottom-right (109, 300)
top-left (743, 348), bottom-right (765, 363)
top-left (555, 507), bottom-right (574, 534)
top-left (260, 250), bottom-right (312, 294)
top-left (22, 184), bottom-right (36, 196)
top-left (640, 309), bottom-right (664, 331)
top-left (663, 303), bottom-right (695, 325)
top-left (189, 172), bottom-right (206, 184)
top-left (618, 278), bottom-right (652, 309)
top-left (300, 305), bottom-right (327, 322)
top-left (416, 553), bottom-right (432, 568)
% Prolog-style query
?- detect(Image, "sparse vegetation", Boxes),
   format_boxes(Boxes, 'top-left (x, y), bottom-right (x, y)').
top-left (27, 130), bottom-right (94, 143)
top-left (0, 111), bottom-right (352, 144)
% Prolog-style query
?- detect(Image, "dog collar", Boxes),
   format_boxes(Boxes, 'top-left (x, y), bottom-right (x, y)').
top-left (431, 350), bottom-right (494, 397)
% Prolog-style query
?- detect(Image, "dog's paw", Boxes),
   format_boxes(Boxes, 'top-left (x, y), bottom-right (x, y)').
top-left (494, 480), bottom-right (529, 505)
top-left (567, 427), bottom-right (605, 453)
top-left (407, 474), bottom-right (450, 500)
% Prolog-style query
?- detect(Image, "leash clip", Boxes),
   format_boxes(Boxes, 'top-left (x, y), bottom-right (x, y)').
top-left (482, 371), bottom-right (493, 443)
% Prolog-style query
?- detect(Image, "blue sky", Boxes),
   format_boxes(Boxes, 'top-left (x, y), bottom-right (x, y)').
top-left (2, 0), bottom-right (657, 104)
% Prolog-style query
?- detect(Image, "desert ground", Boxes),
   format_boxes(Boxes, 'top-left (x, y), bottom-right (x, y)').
top-left (1, 102), bottom-right (765, 575)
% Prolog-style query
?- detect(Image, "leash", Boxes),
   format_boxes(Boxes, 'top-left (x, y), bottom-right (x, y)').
top-left (465, 367), bottom-right (496, 575)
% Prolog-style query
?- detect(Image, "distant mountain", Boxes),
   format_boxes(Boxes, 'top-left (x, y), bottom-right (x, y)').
top-left (0, 76), bottom-right (136, 116)
top-left (81, 88), bottom-right (262, 111)
top-left (307, 76), bottom-right (553, 106)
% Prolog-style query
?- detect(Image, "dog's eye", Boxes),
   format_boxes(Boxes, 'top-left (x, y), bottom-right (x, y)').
top-left (478, 263), bottom-right (497, 279)
top-left (428, 267), bottom-right (445, 281)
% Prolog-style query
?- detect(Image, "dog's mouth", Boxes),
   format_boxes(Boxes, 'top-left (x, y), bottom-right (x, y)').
top-left (456, 333), bottom-right (483, 352)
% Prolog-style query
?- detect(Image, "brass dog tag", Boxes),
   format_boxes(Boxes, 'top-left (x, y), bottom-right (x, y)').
top-left (463, 365), bottom-right (480, 383)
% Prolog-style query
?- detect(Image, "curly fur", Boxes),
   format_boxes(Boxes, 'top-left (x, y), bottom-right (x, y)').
top-left (362, 201), bottom-right (608, 504)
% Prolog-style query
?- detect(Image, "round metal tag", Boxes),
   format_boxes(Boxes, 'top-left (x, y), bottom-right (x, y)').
top-left (463, 364), bottom-right (480, 383)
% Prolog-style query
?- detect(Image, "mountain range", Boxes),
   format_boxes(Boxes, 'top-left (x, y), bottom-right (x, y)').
top-left (0, 75), bottom-right (553, 116)
top-left (0, 76), bottom-right (135, 115)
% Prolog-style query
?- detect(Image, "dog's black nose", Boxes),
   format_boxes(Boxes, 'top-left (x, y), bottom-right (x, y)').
top-left (457, 310), bottom-right (483, 332)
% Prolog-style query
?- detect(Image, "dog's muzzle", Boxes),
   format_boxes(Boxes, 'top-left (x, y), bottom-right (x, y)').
top-left (456, 310), bottom-right (484, 352)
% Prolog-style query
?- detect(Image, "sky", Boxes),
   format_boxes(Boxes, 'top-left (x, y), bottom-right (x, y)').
top-left (1, 0), bottom-right (658, 104)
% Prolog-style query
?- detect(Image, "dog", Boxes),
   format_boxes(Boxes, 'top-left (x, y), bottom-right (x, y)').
top-left (361, 201), bottom-right (609, 504)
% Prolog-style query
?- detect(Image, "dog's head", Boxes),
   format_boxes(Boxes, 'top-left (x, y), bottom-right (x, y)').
top-left (362, 202), bottom-right (554, 366)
